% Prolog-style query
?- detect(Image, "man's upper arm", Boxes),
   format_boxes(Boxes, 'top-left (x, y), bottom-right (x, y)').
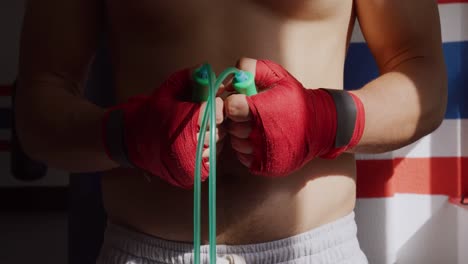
top-left (19, 0), bottom-right (103, 93)
top-left (355, 0), bottom-right (445, 72)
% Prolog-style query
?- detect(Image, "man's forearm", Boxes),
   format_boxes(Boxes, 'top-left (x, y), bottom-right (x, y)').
top-left (15, 77), bottom-right (118, 172)
top-left (349, 56), bottom-right (447, 153)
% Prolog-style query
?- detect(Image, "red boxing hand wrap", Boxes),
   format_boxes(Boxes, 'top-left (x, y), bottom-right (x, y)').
top-left (102, 69), bottom-right (208, 189)
top-left (245, 60), bottom-right (365, 177)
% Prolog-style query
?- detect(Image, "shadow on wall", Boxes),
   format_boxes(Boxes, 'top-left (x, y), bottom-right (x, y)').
top-left (396, 202), bottom-right (460, 263)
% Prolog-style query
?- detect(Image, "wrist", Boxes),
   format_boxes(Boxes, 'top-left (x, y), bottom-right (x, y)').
top-left (317, 89), bottom-right (365, 158)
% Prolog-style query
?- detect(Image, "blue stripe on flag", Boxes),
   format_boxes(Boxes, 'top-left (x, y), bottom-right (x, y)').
top-left (345, 41), bottom-right (468, 119)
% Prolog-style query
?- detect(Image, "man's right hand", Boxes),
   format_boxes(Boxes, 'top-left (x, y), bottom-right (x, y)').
top-left (102, 68), bottom-right (225, 189)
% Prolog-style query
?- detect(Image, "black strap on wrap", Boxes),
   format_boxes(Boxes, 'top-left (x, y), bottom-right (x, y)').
top-left (104, 109), bottom-right (134, 168)
top-left (322, 89), bottom-right (358, 148)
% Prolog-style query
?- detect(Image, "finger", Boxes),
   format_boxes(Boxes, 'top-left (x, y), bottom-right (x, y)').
top-left (198, 101), bottom-right (207, 126)
top-left (237, 152), bottom-right (253, 168)
top-left (236, 57), bottom-right (257, 75)
top-left (216, 83), bottom-right (226, 97)
top-left (230, 136), bottom-right (253, 154)
top-left (201, 132), bottom-right (226, 160)
top-left (197, 129), bottom-right (221, 147)
top-left (225, 94), bottom-right (251, 122)
top-left (198, 97), bottom-right (225, 126)
top-left (202, 148), bottom-right (209, 158)
top-left (195, 126), bottom-right (226, 149)
top-left (202, 144), bottom-right (223, 158)
top-left (216, 97), bottom-right (224, 125)
top-left (227, 121), bottom-right (252, 139)
top-left (238, 58), bottom-right (289, 92)
top-left (226, 57), bottom-right (258, 95)
top-left (221, 57), bottom-right (257, 97)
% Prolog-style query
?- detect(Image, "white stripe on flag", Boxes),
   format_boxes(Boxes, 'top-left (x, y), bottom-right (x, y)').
top-left (357, 119), bottom-right (468, 160)
top-left (439, 3), bottom-right (468, 43)
top-left (350, 21), bottom-right (365, 44)
top-left (356, 194), bottom-right (468, 264)
top-left (351, 3), bottom-right (468, 43)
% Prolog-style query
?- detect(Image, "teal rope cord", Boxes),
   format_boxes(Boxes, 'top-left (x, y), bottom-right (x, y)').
top-left (193, 64), bottom-right (214, 264)
top-left (194, 65), bottom-right (240, 264)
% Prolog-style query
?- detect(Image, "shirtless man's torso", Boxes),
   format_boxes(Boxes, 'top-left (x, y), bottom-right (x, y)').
top-left (101, 0), bottom-right (356, 245)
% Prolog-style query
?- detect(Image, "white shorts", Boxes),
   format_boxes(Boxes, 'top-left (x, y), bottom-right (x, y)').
top-left (97, 212), bottom-right (368, 264)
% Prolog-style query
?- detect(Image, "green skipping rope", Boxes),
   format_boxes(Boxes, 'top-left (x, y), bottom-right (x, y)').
top-left (192, 64), bottom-right (257, 264)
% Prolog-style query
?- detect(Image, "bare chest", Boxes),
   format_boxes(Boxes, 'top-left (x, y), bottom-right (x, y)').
top-left (105, 0), bottom-right (353, 96)
top-left (106, 0), bottom-right (348, 32)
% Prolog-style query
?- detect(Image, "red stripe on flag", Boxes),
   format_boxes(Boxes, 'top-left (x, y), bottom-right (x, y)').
top-left (0, 85), bottom-right (12, 97)
top-left (357, 157), bottom-right (468, 199)
top-left (0, 140), bottom-right (10, 151)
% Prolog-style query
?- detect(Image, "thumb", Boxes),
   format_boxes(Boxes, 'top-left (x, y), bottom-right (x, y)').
top-left (225, 93), bottom-right (252, 122)
top-left (235, 57), bottom-right (290, 92)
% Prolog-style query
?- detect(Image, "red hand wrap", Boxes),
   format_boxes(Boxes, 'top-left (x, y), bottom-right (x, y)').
top-left (245, 60), bottom-right (365, 177)
top-left (102, 69), bottom-right (208, 188)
